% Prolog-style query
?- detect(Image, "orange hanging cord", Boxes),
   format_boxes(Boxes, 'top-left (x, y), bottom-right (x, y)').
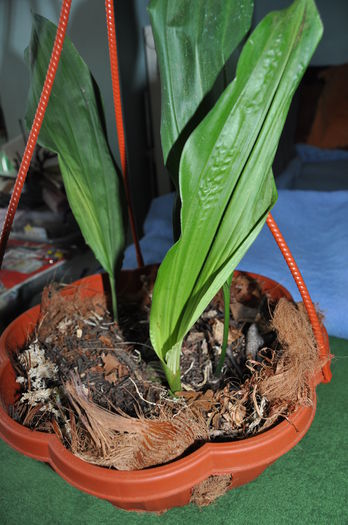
top-left (0, 0), bottom-right (72, 268)
top-left (105, 0), bottom-right (144, 268)
top-left (267, 213), bottom-right (331, 383)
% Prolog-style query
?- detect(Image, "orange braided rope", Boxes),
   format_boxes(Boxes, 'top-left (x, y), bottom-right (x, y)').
top-left (105, 0), bottom-right (144, 268)
top-left (267, 213), bottom-right (331, 383)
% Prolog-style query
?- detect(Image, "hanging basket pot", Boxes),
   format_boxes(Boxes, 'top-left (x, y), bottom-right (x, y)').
top-left (0, 266), bottom-right (330, 512)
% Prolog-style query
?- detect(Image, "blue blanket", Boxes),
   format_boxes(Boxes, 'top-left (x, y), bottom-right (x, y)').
top-left (123, 190), bottom-right (348, 339)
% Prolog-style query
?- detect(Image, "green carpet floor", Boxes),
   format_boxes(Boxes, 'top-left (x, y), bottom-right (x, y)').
top-left (0, 336), bottom-right (347, 525)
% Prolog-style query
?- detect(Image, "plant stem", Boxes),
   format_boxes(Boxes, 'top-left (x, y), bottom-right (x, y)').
top-left (216, 272), bottom-right (234, 374)
top-left (108, 272), bottom-right (118, 323)
top-left (163, 341), bottom-right (182, 393)
top-left (165, 368), bottom-right (181, 394)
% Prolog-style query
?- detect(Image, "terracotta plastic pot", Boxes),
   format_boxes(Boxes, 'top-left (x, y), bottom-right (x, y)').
top-left (0, 268), bottom-right (330, 512)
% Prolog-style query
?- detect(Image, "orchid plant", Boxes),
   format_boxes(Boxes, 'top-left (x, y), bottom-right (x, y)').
top-left (26, 0), bottom-right (322, 392)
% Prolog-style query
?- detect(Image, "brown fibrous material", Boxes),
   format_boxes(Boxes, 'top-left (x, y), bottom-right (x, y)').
top-left (190, 474), bottom-right (232, 506)
top-left (65, 374), bottom-right (208, 471)
top-left (256, 299), bottom-right (324, 406)
top-left (38, 284), bottom-right (108, 341)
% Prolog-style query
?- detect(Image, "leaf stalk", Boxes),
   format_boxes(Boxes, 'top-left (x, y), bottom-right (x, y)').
top-left (216, 272), bottom-right (233, 374)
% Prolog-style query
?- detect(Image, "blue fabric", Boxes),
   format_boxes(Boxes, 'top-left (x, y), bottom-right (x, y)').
top-left (123, 192), bottom-right (175, 269)
top-left (296, 143), bottom-right (348, 162)
top-left (123, 190), bottom-right (348, 339)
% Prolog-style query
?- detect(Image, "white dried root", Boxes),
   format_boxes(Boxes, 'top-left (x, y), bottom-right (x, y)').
top-left (17, 340), bottom-right (60, 417)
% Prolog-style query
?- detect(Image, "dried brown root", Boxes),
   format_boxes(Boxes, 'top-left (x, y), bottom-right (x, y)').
top-left (190, 474), bottom-right (232, 507)
top-left (64, 374), bottom-right (208, 470)
top-left (257, 299), bottom-right (323, 406)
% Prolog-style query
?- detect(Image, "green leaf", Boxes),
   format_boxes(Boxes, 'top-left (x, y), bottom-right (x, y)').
top-left (148, 0), bottom-right (253, 164)
top-left (150, 0), bottom-right (322, 390)
top-left (25, 15), bottom-right (126, 316)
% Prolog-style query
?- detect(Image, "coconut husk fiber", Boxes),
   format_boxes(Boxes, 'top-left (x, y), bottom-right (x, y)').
top-left (38, 283), bottom-right (108, 342)
top-left (190, 474), bottom-right (233, 507)
top-left (65, 374), bottom-right (208, 470)
top-left (256, 299), bottom-right (324, 407)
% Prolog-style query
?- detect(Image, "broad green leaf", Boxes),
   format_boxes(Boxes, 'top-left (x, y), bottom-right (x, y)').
top-left (25, 15), bottom-right (126, 315)
top-left (150, 0), bottom-right (322, 390)
top-left (148, 0), bottom-right (253, 164)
